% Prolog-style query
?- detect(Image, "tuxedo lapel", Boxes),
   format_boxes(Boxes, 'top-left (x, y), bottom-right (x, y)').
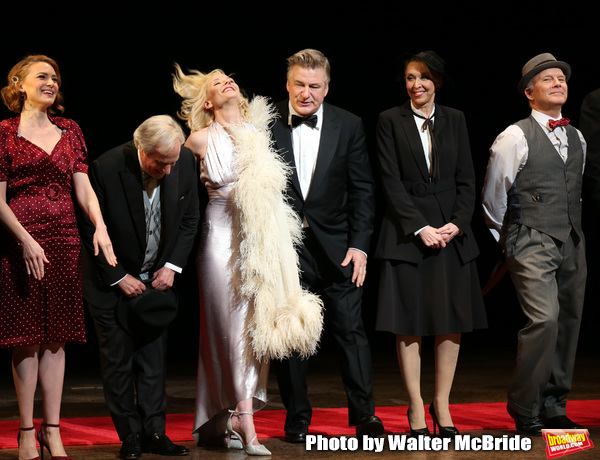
top-left (431, 105), bottom-right (448, 173)
top-left (399, 102), bottom-right (430, 182)
top-left (309, 104), bottom-right (339, 198)
top-left (120, 149), bottom-right (146, 248)
top-left (161, 161), bottom-right (179, 249)
top-left (274, 104), bottom-right (303, 196)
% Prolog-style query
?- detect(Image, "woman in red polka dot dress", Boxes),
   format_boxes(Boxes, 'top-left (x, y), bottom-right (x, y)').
top-left (0, 55), bottom-right (117, 460)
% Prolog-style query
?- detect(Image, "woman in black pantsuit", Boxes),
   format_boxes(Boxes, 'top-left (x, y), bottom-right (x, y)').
top-left (374, 51), bottom-right (486, 437)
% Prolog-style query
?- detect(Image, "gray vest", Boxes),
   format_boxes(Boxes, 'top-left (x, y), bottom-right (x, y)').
top-left (506, 116), bottom-right (583, 243)
top-left (140, 185), bottom-right (162, 279)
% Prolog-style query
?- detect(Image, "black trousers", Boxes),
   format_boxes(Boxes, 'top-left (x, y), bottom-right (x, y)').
top-left (88, 301), bottom-right (167, 440)
top-left (274, 229), bottom-right (375, 428)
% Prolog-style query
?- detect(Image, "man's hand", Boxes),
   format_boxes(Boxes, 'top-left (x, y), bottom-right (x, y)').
top-left (341, 248), bottom-right (368, 287)
top-left (118, 274), bottom-right (146, 298)
top-left (151, 266), bottom-right (175, 291)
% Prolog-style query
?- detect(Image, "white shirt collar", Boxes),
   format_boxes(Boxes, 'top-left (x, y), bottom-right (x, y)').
top-left (410, 101), bottom-right (435, 119)
top-left (531, 109), bottom-right (563, 132)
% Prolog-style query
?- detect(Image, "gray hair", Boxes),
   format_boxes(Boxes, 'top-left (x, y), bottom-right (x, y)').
top-left (133, 115), bottom-right (185, 156)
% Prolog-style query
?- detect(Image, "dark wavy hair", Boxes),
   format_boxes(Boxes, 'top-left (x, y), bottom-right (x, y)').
top-left (1, 55), bottom-right (65, 114)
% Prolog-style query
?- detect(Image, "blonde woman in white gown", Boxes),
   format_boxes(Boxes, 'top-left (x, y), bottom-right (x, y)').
top-left (173, 65), bottom-right (322, 456)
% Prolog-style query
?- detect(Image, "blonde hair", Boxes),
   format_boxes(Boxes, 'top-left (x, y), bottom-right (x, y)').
top-left (286, 49), bottom-right (331, 85)
top-left (133, 115), bottom-right (185, 156)
top-left (172, 63), bottom-right (249, 132)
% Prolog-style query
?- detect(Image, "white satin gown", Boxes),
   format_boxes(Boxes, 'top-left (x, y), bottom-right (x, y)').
top-left (192, 122), bottom-right (269, 445)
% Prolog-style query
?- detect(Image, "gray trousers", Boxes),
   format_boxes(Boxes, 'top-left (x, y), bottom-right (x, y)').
top-left (505, 225), bottom-right (586, 418)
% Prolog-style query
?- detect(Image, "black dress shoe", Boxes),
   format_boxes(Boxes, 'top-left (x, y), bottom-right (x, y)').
top-left (143, 433), bottom-right (190, 456)
top-left (541, 415), bottom-right (584, 429)
top-left (284, 419), bottom-right (309, 443)
top-left (507, 405), bottom-right (545, 436)
top-left (120, 432), bottom-right (142, 459)
top-left (356, 415), bottom-right (385, 438)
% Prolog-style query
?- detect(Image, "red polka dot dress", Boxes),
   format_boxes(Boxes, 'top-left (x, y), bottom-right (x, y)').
top-left (0, 116), bottom-right (87, 348)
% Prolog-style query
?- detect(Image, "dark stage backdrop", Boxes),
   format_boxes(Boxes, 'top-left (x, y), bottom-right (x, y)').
top-left (1, 1), bottom-right (598, 367)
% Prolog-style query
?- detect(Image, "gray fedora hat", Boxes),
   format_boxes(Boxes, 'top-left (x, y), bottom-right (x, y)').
top-left (517, 53), bottom-right (571, 95)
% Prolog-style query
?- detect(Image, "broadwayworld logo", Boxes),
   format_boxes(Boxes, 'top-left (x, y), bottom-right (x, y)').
top-left (543, 429), bottom-right (594, 458)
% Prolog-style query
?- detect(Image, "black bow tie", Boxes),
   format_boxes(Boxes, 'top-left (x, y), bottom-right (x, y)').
top-left (291, 114), bottom-right (318, 129)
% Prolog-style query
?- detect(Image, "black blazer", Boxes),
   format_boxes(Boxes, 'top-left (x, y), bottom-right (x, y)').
top-left (373, 102), bottom-right (479, 265)
top-left (271, 100), bottom-right (375, 272)
top-left (80, 141), bottom-right (199, 307)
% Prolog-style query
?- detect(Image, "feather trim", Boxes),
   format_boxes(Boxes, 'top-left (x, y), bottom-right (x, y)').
top-left (228, 96), bottom-right (323, 361)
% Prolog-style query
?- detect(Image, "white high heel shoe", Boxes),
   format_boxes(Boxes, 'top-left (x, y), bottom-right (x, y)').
top-left (227, 410), bottom-right (272, 456)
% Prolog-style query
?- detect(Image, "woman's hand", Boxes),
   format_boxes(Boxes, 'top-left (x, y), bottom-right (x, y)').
top-left (438, 222), bottom-right (462, 244)
top-left (93, 225), bottom-right (117, 266)
top-left (418, 226), bottom-right (447, 249)
top-left (21, 237), bottom-right (50, 280)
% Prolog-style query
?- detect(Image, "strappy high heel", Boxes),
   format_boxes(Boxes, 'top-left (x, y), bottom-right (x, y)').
top-left (429, 402), bottom-right (459, 437)
top-left (226, 410), bottom-right (271, 456)
top-left (225, 432), bottom-right (243, 450)
top-left (17, 426), bottom-right (40, 460)
top-left (36, 423), bottom-right (72, 460)
top-left (407, 408), bottom-right (431, 437)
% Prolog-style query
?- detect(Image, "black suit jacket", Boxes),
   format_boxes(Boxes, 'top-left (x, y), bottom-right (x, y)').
top-left (373, 102), bottom-right (479, 265)
top-left (80, 141), bottom-right (199, 308)
top-left (271, 100), bottom-right (375, 273)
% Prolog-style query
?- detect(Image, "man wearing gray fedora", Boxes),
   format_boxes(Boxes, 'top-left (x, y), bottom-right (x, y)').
top-left (482, 53), bottom-right (586, 436)
top-left (79, 115), bottom-right (199, 458)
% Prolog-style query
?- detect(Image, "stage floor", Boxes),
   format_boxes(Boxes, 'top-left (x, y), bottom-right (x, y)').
top-left (0, 336), bottom-right (598, 459)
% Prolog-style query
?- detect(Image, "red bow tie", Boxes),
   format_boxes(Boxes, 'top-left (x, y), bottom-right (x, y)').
top-left (549, 117), bottom-right (570, 131)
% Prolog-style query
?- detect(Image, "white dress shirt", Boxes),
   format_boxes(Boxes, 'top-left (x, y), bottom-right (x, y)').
top-left (481, 109), bottom-right (587, 242)
top-left (412, 102), bottom-right (435, 173)
top-left (289, 103), bottom-right (324, 199)
top-left (411, 103), bottom-right (435, 236)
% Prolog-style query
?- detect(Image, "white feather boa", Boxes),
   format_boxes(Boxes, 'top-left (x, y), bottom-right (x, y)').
top-left (227, 96), bottom-right (323, 362)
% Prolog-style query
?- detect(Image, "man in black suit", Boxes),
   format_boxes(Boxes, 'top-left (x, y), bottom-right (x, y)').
top-left (79, 115), bottom-right (199, 458)
top-left (271, 48), bottom-right (383, 442)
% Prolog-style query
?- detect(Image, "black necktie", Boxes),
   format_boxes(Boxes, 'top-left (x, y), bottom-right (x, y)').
top-left (291, 114), bottom-right (318, 129)
top-left (413, 111), bottom-right (439, 182)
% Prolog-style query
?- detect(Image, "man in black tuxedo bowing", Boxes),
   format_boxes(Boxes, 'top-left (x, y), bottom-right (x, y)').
top-left (79, 115), bottom-right (199, 458)
top-left (271, 48), bottom-right (384, 442)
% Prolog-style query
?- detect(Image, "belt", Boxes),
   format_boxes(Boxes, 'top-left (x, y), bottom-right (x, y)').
top-left (10, 183), bottom-right (70, 201)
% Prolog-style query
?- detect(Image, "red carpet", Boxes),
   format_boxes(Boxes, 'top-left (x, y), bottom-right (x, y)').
top-left (1, 401), bottom-right (599, 448)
